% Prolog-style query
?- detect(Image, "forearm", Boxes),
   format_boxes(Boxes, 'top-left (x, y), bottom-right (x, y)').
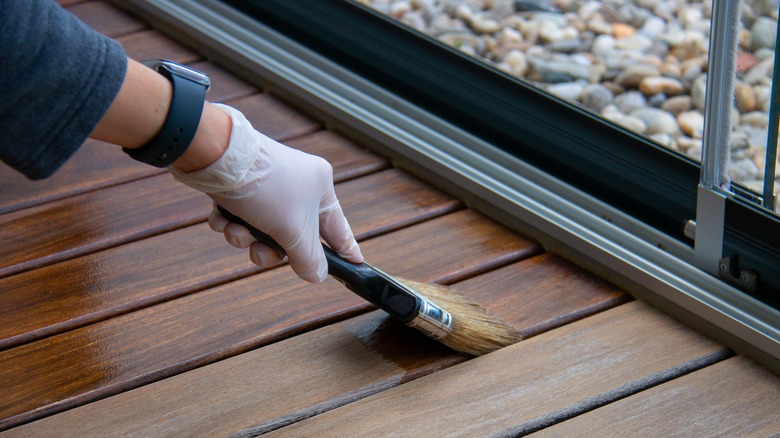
top-left (90, 58), bottom-right (231, 173)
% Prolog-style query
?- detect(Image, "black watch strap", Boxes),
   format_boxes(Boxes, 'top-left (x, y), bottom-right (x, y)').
top-left (122, 65), bottom-right (207, 167)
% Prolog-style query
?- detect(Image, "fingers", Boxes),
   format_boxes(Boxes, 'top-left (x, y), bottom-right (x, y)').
top-left (248, 241), bottom-right (286, 268)
top-left (211, 207), bottom-right (259, 249)
top-left (224, 223), bottom-right (257, 248)
top-left (210, 205), bottom-right (286, 269)
top-left (208, 206), bottom-right (229, 232)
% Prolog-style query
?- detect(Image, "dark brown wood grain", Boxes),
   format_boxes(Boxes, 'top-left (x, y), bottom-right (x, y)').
top-left (0, 174), bottom-right (206, 279)
top-left (457, 253), bottom-right (631, 338)
top-left (4, 257), bottom-right (630, 437)
top-left (0, 209), bottom-right (538, 430)
top-left (0, 169), bottom-right (461, 351)
top-left (0, 143), bottom-right (160, 215)
top-left (66, 1), bottom-right (148, 38)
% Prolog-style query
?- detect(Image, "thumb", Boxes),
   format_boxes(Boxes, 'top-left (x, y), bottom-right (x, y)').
top-left (318, 192), bottom-right (363, 264)
top-left (283, 211), bottom-right (328, 283)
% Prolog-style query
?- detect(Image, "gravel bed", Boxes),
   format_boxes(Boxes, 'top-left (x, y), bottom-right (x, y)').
top-left (358, 0), bottom-right (780, 207)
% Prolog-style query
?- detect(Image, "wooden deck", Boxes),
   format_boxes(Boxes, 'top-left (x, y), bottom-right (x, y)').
top-left (2, 1), bottom-right (779, 436)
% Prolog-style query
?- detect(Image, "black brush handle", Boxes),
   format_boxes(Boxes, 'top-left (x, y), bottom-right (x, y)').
top-left (216, 205), bottom-right (420, 323)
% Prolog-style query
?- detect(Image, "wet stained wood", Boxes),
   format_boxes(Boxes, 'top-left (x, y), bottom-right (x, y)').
top-left (0, 144), bottom-right (159, 215)
top-left (4, 256), bottom-right (628, 437)
top-left (66, 1), bottom-right (147, 38)
top-left (267, 301), bottom-right (728, 437)
top-left (0, 168), bottom-right (458, 350)
top-left (0, 210), bottom-right (538, 429)
top-left (0, 174), bottom-right (206, 279)
top-left (533, 356), bottom-right (780, 437)
top-left (0, 133), bottom-right (387, 278)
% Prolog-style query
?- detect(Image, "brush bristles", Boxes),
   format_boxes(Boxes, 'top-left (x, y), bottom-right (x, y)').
top-left (399, 279), bottom-right (523, 356)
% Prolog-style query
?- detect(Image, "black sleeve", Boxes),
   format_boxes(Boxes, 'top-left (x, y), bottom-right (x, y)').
top-left (0, 0), bottom-right (128, 179)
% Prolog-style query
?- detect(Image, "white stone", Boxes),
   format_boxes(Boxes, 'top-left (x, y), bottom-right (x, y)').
top-left (630, 107), bottom-right (680, 136)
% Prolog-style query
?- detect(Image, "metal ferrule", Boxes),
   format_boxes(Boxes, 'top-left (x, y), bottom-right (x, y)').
top-left (369, 264), bottom-right (454, 340)
top-left (405, 297), bottom-right (453, 340)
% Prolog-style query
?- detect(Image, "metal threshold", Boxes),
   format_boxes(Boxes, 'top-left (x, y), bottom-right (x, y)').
top-left (120, 0), bottom-right (780, 372)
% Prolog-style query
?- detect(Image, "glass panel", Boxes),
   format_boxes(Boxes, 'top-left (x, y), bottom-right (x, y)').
top-left (357, 0), bottom-right (779, 214)
top-left (733, 0), bottom-right (778, 213)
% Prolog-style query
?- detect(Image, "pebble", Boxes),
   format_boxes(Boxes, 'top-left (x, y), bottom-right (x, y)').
top-left (743, 58), bottom-right (775, 85)
top-left (614, 90), bottom-right (647, 114)
top-left (754, 85), bottom-right (772, 113)
top-left (612, 22), bottom-right (637, 39)
top-left (690, 74), bottom-right (707, 110)
top-left (661, 95), bottom-right (693, 115)
top-left (735, 82), bottom-right (757, 113)
top-left (751, 16), bottom-right (778, 51)
top-left (501, 49), bottom-right (529, 76)
top-left (615, 64), bottom-right (661, 88)
top-left (742, 111), bottom-right (770, 129)
top-left (677, 110), bottom-right (704, 138)
top-left (630, 107), bottom-right (680, 135)
top-left (582, 83), bottom-right (613, 111)
top-left (603, 105), bottom-right (648, 133)
top-left (547, 81), bottom-right (586, 101)
top-left (639, 76), bottom-right (684, 95)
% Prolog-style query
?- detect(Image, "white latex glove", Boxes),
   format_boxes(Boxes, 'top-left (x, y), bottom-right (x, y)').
top-left (170, 104), bottom-right (363, 283)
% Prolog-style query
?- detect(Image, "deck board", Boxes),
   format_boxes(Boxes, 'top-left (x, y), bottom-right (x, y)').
top-left (5, 252), bottom-right (627, 437)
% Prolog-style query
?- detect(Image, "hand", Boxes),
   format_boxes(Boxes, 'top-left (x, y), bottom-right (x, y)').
top-left (170, 104), bottom-right (363, 282)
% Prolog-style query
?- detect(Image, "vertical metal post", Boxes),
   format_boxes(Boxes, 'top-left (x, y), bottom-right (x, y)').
top-left (695, 0), bottom-right (741, 274)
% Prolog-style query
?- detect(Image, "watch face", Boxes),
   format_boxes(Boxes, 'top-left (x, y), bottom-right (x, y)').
top-left (142, 59), bottom-right (211, 91)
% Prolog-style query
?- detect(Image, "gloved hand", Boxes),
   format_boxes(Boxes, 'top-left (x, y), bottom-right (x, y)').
top-left (170, 104), bottom-right (363, 283)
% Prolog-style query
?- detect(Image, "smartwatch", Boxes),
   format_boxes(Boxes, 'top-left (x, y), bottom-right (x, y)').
top-left (122, 60), bottom-right (212, 167)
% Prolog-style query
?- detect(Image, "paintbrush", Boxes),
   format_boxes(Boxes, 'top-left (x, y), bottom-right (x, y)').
top-left (217, 205), bottom-right (522, 355)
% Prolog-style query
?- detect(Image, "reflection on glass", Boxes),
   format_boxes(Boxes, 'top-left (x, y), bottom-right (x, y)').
top-left (357, 0), bottom-right (778, 213)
